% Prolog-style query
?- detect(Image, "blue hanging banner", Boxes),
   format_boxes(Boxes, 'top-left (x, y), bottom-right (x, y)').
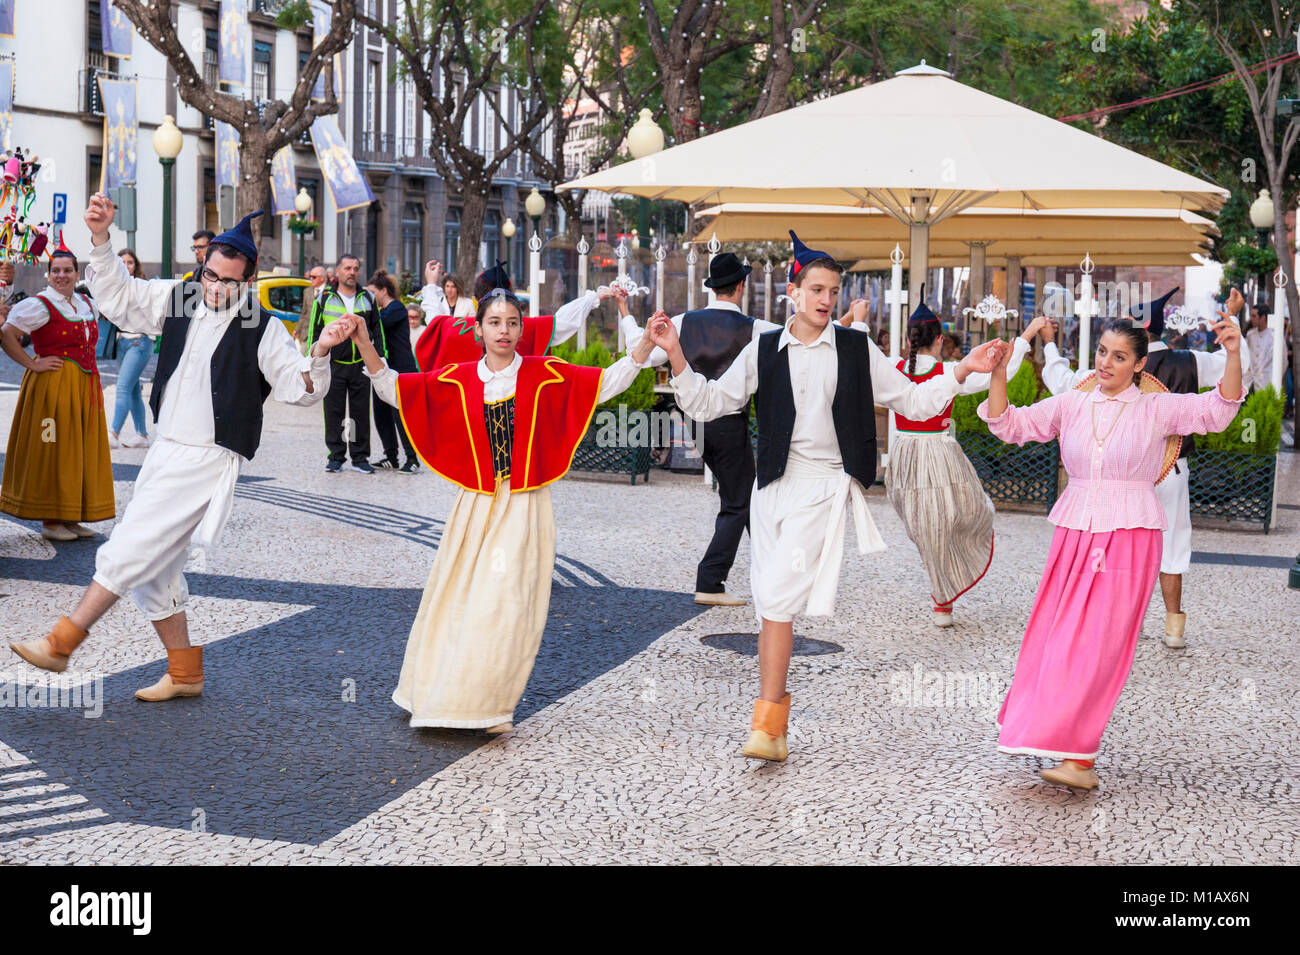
top-left (101, 0), bottom-right (133, 58)
top-left (218, 0), bottom-right (247, 87)
top-left (216, 121), bottom-right (240, 189)
top-left (98, 76), bottom-right (138, 191)
top-left (310, 116), bottom-right (374, 212)
top-left (269, 146), bottom-right (297, 215)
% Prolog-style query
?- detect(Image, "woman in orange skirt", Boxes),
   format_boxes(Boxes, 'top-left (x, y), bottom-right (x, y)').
top-left (0, 248), bottom-right (114, 540)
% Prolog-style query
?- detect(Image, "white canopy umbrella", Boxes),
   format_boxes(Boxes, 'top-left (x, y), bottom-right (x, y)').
top-left (560, 62), bottom-right (1229, 293)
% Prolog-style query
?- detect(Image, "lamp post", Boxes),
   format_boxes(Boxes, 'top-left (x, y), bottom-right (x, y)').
top-left (502, 216), bottom-right (516, 277)
top-left (525, 187), bottom-right (545, 242)
top-left (152, 115), bottom-right (183, 279)
top-left (524, 190), bottom-right (545, 317)
top-left (625, 107), bottom-right (664, 241)
top-left (293, 188), bottom-right (312, 276)
top-left (1249, 189), bottom-right (1276, 308)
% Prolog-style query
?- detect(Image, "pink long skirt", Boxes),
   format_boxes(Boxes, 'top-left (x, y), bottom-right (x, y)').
top-left (997, 526), bottom-right (1162, 761)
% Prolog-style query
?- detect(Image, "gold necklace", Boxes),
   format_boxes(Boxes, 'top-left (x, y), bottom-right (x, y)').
top-left (1090, 398), bottom-right (1127, 451)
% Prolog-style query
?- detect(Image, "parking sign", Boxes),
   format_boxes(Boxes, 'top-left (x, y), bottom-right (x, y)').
top-left (52, 193), bottom-right (67, 224)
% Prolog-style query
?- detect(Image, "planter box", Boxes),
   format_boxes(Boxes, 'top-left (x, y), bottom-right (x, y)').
top-left (1187, 448), bottom-right (1277, 532)
top-left (571, 425), bottom-right (652, 485)
top-left (956, 431), bottom-right (1061, 511)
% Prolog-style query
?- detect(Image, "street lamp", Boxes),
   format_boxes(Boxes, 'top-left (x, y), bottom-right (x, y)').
top-left (524, 187), bottom-right (545, 240)
top-left (502, 217), bottom-right (516, 277)
top-left (626, 107), bottom-right (664, 242)
top-left (1249, 188), bottom-right (1276, 307)
top-left (294, 188), bottom-right (313, 276)
top-left (152, 114), bottom-right (183, 279)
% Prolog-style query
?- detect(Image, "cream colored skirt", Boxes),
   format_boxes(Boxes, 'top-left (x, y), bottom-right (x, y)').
top-left (886, 432), bottom-right (994, 606)
top-left (392, 479), bottom-right (556, 728)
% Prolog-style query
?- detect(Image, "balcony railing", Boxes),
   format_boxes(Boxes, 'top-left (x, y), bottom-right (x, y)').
top-left (79, 61), bottom-right (130, 117)
top-left (357, 132), bottom-right (439, 169)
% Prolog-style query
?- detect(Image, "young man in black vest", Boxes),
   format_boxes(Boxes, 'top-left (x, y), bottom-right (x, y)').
top-left (623, 252), bottom-right (781, 606)
top-left (648, 232), bottom-right (1007, 761)
top-left (1041, 285), bottom-right (1250, 650)
top-left (9, 196), bottom-right (354, 701)
top-left (305, 253), bottom-right (386, 473)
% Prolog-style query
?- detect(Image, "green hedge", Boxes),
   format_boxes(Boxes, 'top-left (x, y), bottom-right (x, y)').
top-left (1197, 385), bottom-right (1283, 455)
top-left (550, 338), bottom-right (657, 412)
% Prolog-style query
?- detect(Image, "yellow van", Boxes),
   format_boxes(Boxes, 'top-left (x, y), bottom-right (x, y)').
top-left (256, 276), bottom-right (314, 333)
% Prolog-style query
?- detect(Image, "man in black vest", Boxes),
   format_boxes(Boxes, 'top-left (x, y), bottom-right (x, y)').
top-left (623, 252), bottom-right (780, 606)
top-left (1041, 285), bottom-right (1250, 650)
top-left (648, 231), bottom-right (1007, 762)
top-left (10, 196), bottom-right (354, 701)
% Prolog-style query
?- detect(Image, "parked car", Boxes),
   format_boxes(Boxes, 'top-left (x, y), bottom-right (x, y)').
top-left (257, 276), bottom-right (313, 333)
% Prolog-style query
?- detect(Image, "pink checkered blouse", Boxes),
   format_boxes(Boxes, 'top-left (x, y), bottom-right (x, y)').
top-left (976, 382), bottom-right (1244, 532)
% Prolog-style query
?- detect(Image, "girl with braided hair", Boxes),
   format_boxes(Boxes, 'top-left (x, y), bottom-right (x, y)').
top-left (887, 293), bottom-right (1047, 627)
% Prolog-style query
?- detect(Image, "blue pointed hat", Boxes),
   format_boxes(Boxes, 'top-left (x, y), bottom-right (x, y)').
top-left (909, 283), bottom-right (939, 324)
top-left (213, 210), bottom-right (264, 265)
top-left (1129, 286), bottom-right (1180, 336)
top-left (789, 229), bottom-right (833, 277)
top-left (478, 259), bottom-right (512, 291)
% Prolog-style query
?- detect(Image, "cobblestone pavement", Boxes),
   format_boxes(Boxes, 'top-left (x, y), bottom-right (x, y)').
top-left (0, 371), bottom-right (1297, 864)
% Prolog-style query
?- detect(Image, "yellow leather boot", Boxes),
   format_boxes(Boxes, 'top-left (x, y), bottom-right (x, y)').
top-left (741, 693), bottom-right (791, 762)
top-left (11, 616), bottom-right (89, 673)
top-left (136, 647), bottom-right (204, 701)
top-left (1163, 611), bottom-right (1186, 649)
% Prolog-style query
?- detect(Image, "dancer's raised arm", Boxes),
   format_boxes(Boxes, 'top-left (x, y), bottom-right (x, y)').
top-left (652, 310), bottom-right (757, 421)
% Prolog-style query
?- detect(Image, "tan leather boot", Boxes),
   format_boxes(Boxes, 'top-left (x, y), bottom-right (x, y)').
top-left (1040, 760), bottom-right (1099, 790)
top-left (741, 693), bottom-right (791, 762)
top-left (135, 647), bottom-right (204, 702)
top-left (11, 616), bottom-right (89, 673)
top-left (1163, 611), bottom-right (1186, 649)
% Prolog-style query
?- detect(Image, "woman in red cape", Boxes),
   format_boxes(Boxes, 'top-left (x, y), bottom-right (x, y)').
top-left (352, 289), bottom-right (656, 732)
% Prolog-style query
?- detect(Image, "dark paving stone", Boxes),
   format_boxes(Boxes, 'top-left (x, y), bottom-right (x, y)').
top-left (700, 633), bottom-right (844, 656)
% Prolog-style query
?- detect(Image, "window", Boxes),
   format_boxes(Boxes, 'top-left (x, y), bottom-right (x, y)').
top-left (444, 207), bottom-right (460, 271)
top-left (266, 284), bottom-right (305, 313)
top-left (403, 78), bottom-right (416, 156)
top-left (480, 209), bottom-right (499, 270)
top-left (401, 203), bottom-right (423, 277)
top-left (253, 41), bottom-right (273, 102)
top-left (204, 29), bottom-right (219, 87)
top-left (87, 151), bottom-right (102, 200)
top-left (365, 60), bottom-right (380, 138)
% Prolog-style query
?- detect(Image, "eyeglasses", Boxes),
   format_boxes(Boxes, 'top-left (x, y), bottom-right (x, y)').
top-left (190, 244), bottom-right (208, 251)
top-left (199, 267), bottom-right (245, 290)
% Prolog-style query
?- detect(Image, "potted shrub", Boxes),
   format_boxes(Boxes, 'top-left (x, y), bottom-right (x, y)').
top-left (550, 338), bottom-right (656, 483)
top-left (1188, 385), bottom-right (1283, 531)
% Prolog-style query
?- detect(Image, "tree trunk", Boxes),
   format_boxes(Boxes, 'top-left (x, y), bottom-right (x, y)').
top-left (457, 183), bottom-right (490, 287)
top-left (236, 129), bottom-right (271, 250)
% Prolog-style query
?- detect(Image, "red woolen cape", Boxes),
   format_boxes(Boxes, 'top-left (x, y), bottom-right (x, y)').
top-left (396, 355), bottom-right (603, 494)
top-left (414, 313), bottom-right (556, 372)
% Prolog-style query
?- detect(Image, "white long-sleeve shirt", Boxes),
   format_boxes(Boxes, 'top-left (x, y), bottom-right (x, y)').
top-left (1244, 328), bottom-right (1272, 391)
top-left (418, 283), bottom-right (601, 349)
top-left (901, 336), bottom-right (1032, 395)
top-left (4, 285), bottom-right (99, 333)
top-left (1041, 331), bottom-right (1250, 396)
top-left (366, 349), bottom-right (652, 409)
top-left (620, 300), bottom-right (783, 368)
top-left (671, 320), bottom-right (962, 470)
top-left (85, 241), bottom-right (331, 453)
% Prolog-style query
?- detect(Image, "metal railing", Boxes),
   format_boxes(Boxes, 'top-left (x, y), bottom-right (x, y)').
top-left (79, 61), bottom-right (131, 117)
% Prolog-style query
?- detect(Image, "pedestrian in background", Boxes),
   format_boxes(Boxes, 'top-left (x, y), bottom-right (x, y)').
top-left (107, 248), bottom-right (153, 448)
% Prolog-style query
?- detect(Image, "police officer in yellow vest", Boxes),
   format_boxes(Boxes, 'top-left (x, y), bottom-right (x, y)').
top-left (305, 253), bottom-right (387, 472)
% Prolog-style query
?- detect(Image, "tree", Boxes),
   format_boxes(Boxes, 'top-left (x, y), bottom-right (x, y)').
top-left (356, 0), bottom-right (559, 282)
top-left (113, 0), bottom-right (357, 242)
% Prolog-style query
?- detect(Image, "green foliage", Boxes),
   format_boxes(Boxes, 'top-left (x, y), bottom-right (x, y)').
top-left (1198, 384), bottom-right (1284, 455)
top-left (274, 0), bottom-right (314, 32)
top-left (952, 361), bottom-right (1047, 434)
top-left (1219, 239), bottom-right (1279, 291)
top-left (550, 338), bottom-right (656, 412)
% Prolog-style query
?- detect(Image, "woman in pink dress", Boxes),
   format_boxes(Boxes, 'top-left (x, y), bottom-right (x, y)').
top-left (977, 315), bottom-right (1244, 790)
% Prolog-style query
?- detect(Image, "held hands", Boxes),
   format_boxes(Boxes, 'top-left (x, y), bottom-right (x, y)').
top-left (840, 298), bottom-right (868, 327)
top-left (313, 315), bottom-right (357, 354)
top-left (958, 339), bottom-right (1009, 380)
top-left (0, 261), bottom-right (13, 286)
top-left (85, 192), bottom-right (116, 242)
top-left (347, 313), bottom-right (373, 348)
top-left (424, 259), bottom-right (443, 287)
top-left (1022, 315), bottom-right (1054, 344)
top-left (646, 310), bottom-right (679, 353)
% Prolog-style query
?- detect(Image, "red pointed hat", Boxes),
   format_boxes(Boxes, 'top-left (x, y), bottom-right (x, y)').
top-left (55, 232), bottom-right (73, 255)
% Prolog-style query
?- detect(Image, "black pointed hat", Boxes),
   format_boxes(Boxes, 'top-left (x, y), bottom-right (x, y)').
top-left (477, 259), bottom-right (512, 291)
top-left (213, 210), bottom-right (264, 264)
top-left (908, 283), bottom-right (939, 324)
top-left (1130, 286), bottom-right (1180, 336)
top-left (789, 229), bottom-right (834, 277)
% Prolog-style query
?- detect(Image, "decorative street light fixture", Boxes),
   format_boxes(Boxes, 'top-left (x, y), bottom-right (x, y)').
top-left (502, 216), bottom-right (516, 275)
top-left (291, 187), bottom-right (314, 277)
top-left (524, 187), bottom-right (545, 242)
top-left (151, 114), bottom-right (183, 279)
top-left (1249, 188), bottom-right (1276, 307)
top-left (625, 107), bottom-right (664, 241)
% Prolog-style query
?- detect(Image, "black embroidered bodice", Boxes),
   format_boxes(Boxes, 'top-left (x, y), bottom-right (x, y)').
top-left (485, 397), bottom-right (516, 478)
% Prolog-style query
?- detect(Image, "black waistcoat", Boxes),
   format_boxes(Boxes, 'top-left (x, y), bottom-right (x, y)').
top-left (1145, 347), bottom-right (1198, 458)
top-left (679, 307), bottom-right (755, 381)
top-left (754, 325), bottom-right (877, 489)
top-left (149, 288), bottom-right (274, 461)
